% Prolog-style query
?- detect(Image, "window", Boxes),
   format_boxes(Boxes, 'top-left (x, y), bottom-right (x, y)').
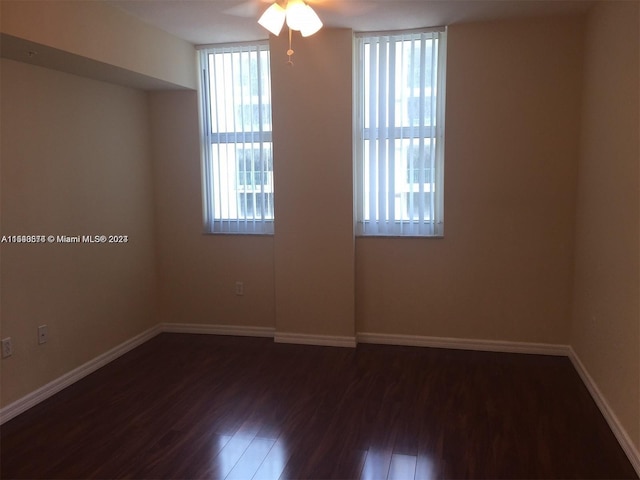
top-left (237, 147), bottom-right (274, 218)
top-left (198, 42), bottom-right (274, 234)
top-left (355, 29), bottom-right (447, 236)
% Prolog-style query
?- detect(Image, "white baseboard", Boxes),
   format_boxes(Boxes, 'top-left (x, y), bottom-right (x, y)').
top-left (0, 324), bottom-right (161, 425)
top-left (357, 331), bottom-right (570, 356)
top-left (164, 323), bottom-right (358, 348)
top-left (275, 332), bottom-right (357, 348)
top-left (568, 347), bottom-right (640, 476)
top-left (160, 322), bottom-right (275, 338)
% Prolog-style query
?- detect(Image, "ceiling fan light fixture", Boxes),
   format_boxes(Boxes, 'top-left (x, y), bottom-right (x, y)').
top-left (299, 5), bottom-right (323, 37)
top-left (283, 0), bottom-right (307, 31)
top-left (258, 3), bottom-right (286, 36)
top-left (258, 0), bottom-right (322, 37)
top-left (258, 0), bottom-right (323, 64)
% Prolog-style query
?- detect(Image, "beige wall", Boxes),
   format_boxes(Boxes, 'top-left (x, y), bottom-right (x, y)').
top-left (0, 59), bottom-right (157, 407)
top-left (149, 31), bottom-right (356, 337)
top-left (148, 91), bottom-right (276, 329)
top-left (150, 18), bottom-right (585, 344)
top-left (270, 29), bottom-right (355, 338)
top-left (571, 1), bottom-right (640, 451)
top-left (357, 16), bottom-right (584, 344)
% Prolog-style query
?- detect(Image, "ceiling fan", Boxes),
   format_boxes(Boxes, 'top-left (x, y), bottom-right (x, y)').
top-left (225, 0), bottom-right (374, 63)
top-left (224, 0), bottom-right (375, 25)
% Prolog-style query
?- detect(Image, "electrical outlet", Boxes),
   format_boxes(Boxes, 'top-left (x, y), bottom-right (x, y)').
top-left (38, 325), bottom-right (48, 344)
top-left (2, 338), bottom-right (12, 358)
top-left (235, 281), bottom-right (244, 296)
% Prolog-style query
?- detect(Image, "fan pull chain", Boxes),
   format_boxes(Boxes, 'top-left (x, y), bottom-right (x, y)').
top-left (287, 27), bottom-right (294, 66)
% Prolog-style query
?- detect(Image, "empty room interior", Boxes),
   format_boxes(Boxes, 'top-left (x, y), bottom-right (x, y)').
top-left (0, 0), bottom-right (638, 478)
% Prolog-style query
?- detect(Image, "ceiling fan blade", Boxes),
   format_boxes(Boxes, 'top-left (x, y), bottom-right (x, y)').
top-left (223, 0), bottom-right (270, 18)
top-left (306, 0), bottom-right (377, 16)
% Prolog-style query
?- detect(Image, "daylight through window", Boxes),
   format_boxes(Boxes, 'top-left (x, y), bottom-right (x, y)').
top-left (198, 42), bottom-right (274, 234)
top-left (355, 29), bottom-right (447, 236)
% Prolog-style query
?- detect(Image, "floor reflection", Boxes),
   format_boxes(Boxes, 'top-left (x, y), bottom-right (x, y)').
top-left (361, 450), bottom-right (436, 480)
top-left (216, 431), bottom-right (286, 480)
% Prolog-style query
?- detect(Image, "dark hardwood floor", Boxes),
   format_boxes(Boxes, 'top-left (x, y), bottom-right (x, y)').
top-left (1, 333), bottom-right (637, 479)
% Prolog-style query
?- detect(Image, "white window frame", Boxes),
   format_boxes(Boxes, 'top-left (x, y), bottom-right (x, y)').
top-left (354, 28), bottom-right (447, 237)
top-left (198, 42), bottom-right (275, 234)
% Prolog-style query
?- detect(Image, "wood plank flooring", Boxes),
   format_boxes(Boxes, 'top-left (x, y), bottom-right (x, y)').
top-left (1, 333), bottom-right (637, 479)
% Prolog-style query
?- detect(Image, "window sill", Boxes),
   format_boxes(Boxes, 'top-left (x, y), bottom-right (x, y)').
top-left (355, 234), bottom-right (444, 239)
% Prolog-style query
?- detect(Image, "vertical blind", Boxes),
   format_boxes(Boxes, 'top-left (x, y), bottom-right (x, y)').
top-left (198, 42), bottom-right (275, 234)
top-left (355, 29), bottom-right (447, 236)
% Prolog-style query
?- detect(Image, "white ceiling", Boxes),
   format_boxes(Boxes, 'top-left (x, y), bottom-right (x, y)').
top-left (105, 0), bottom-right (594, 46)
